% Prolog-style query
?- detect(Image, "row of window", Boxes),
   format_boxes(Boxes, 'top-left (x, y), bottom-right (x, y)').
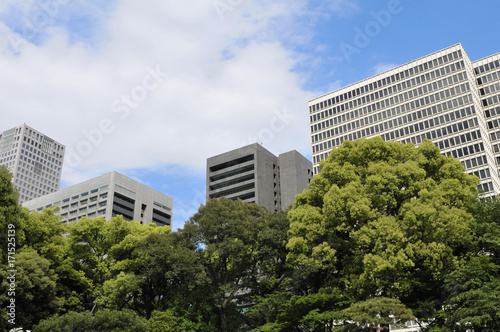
top-left (209, 183), bottom-right (255, 199)
top-left (315, 91), bottom-right (473, 148)
top-left (311, 60), bottom-right (465, 125)
top-left (311, 72), bottom-right (469, 139)
top-left (474, 59), bottom-right (500, 75)
top-left (60, 200), bottom-right (107, 212)
top-left (482, 92), bottom-right (500, 107)
top-left (488, 128), bottom-right (500, 142)
top-left (153, 201), bottom-right (172, 212)
top-left (64, 209), bottom-right (106, 223)
top-left (478, 181), bottom-right (494, 193)
top-left (313, 93), bottom-right (474, 154)
top-left (209, 173), bottom-right (255, 191)
top-left (477, 68), bottom-right (500, 86)
top-left (480, 82), bottom-right (500, 97)
top-left (442, 141), bottom-right (485, 160)
top-left (484, 105), bottom-right (500, 119)
top-left (433, 130), bottom-right (482, 155)
top-left (314, 117), bottom-right (481, 169)
top-left (468, 167), bottom-right (491, 180)
top-left (311, 49), bottom-right (463, 113)
top-left (115, 184), bottom-right (135, 197)
top-left (461, 155), bottom-right (488, 170)
top-left (38, 189), bottom-right (109, 212)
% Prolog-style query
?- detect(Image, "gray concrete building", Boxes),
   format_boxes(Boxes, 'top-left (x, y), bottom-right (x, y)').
top-left (23, 171), bottom-right (173, 227)
top-left (207, 143), bottom-right (313, 211)
top-left (0, 124), bottom-right (65, 203)
top-left (309, 44), bottom-right (500, 196)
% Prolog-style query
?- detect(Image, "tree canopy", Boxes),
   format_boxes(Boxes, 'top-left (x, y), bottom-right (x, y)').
top-left (287, 137), bottom-right (479, 325)
top-left (2, 138), bottom-right (500, 331)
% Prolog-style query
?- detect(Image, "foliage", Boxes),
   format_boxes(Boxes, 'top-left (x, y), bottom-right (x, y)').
top-left (287, 138), bottom-right (478, 319)
top-left (68, 215), bottom-right (170, 311)
top-left (249, 289), bottom-right (349, 332)
top-left (3, 138), bottom-right (500, 331)
top-left (148, 309), bottom-right (180, 332)
top-left (33, 309), bottom-right (148, 332)
top-left (0, 166), bottom-right (26, 265)
top-left (181, 198), bottom-right (268, 332)
top-left (0, 250), bottom-right (62, 330)
top-left (335, 297), bottom-right (413, 331)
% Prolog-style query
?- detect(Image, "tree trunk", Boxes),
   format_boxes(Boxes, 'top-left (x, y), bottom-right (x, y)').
top-left (219, 304), bottom-right (228, 332)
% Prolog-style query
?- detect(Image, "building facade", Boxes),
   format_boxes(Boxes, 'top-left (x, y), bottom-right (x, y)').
top-left (0, 124), bottom-right (65, 203)
top-left (309, 44), bottom-right (500, 196)
top-left (206, 143), bottom-right (313, 211)
top-left (23, 171), bottom-right (173, 227)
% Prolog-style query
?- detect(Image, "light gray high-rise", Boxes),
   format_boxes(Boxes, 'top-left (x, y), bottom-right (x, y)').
top-left (0, 124), bottom-right (65, 203)
top-left (309, 44), bottom-right (500, 195)
top-left (23, 171), bottom-right (173, 227)
top-left (207, 143), bottom-right (313, 211)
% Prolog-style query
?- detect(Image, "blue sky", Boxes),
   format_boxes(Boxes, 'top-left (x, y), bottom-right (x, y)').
top-left (1, 0), bottom-right (499, 230)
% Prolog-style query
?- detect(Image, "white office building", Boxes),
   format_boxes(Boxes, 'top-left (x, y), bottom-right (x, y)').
top-left (23, 171), bottom-right (173, 227)
top-left (309, 44), bottom-right (500, 195)
top-left (0, 124), bottom-right (65, 203)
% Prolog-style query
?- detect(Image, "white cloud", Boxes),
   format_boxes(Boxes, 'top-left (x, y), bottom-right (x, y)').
top-left (0, 0), bottom-right (354, 192)
top-left (373, 62), bottom-right (399, 75)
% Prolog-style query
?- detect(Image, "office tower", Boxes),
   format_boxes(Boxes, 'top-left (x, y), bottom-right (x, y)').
top-left (23, 171), bottom-right (173, 227)
top-left (475, 52), bottom-right (500, 180)
top-left (206, 143), bottom-right (313, 211)
top-left (309, 44), bottom-right (500, 195)
top-left (0, 124), bottom-right (65, 203)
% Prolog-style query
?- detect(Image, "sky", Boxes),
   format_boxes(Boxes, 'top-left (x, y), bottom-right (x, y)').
top-left (1, 0), bottom-right (500, 231)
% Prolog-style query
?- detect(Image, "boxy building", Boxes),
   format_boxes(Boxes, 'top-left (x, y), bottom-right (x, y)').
top-left (206, 143), bottom-right (313, 211)
top-left (23, 171), bottom-right (173, 227)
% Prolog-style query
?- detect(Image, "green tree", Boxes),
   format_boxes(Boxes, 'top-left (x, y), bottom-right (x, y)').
top-left (0, 166), bottom-right (26, 265)
top-left (441, 256), bottom-right (500, 331)
top-left (336, 297), bottom-right (413, 331)
top-left (0, 250), bottom-right (62, 330)
top-left (22, 207), bottom-right (66, 262)
top-left (436, 197), bottom-right (500, 331)
top-left (22, 207), bottom-right (90, 312)
top-left (287, 138), bottom-right (478, 322)
top-left (132, 232), bottom-right (202, 318)
top-left (249, 289), bottom-right (349, 332)
top-left (97, 231), bottom-right (202, 319)
top-left (181, 198), bottom-right (268, 332)
top-left (68, 215), bottom-right (170, 311)
top-left (33, 309), bottom-right (148, 332)
top-left (148, 309), bottom-right (180, 332)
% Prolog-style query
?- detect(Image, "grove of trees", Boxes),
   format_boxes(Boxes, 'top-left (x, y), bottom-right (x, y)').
top-left (1, 137), bottom-right (500, 331)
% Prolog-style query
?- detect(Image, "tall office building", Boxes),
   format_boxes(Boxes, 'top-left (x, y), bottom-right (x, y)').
top-left (0, 124), bottom-right (65, 203)
top-left (23, 171), bottom-right (173, 227)
top-left (207, 143), bottom-right (313, 211)
top-left (309, 44), bottom-right (500, 195)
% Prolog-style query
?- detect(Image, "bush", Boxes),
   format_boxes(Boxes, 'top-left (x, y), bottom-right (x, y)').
top-left (33, 309), bottom-right (147, 332)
